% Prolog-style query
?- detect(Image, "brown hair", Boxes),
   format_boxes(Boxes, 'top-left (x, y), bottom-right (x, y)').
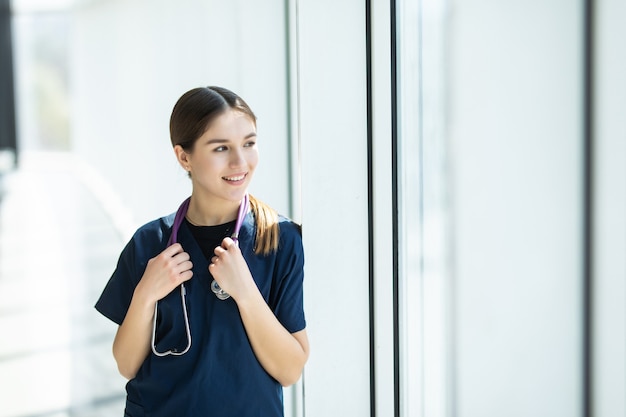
top-left (170, 86), bottom-right (279, 255)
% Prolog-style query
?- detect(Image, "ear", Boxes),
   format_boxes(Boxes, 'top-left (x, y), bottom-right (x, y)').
top-left (174, 145), bottom-right (191, 173)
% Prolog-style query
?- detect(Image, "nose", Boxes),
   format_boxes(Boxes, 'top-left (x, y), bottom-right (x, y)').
top-left (229, 148), bottom-right (245, 168)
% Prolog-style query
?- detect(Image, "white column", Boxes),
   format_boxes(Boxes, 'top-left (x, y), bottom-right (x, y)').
top-left (297, 0), bottom-right (371, 415)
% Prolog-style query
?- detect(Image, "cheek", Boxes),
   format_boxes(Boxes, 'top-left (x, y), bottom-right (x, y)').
top-left (248, 151), bottom-right (259, 170)
top-left (200, 153), bottom-right (226, 170)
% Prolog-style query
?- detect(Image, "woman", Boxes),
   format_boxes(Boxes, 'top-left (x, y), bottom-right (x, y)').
top-left (96, 86), bottom-right (309, 417)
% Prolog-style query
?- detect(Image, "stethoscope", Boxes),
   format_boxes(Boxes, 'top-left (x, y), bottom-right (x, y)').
top-left (151, 194), bottom-right (250, 357)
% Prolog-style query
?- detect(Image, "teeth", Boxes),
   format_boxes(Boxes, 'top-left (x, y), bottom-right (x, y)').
top-left (224, 174), bottom-right (245, 181)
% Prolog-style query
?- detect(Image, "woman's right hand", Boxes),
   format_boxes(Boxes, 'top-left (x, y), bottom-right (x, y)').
top-left (113, 243), bottom-right (193, 380)
top-left (136, 243), bottom-right (194, 303)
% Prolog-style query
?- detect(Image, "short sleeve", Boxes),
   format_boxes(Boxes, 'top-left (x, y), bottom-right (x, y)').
top-left (94, 217), bottom-right (171, 325)
top-left (95, 238), bottom-right (140, 325)
top-left (271, 220), bottom-right (306, 334)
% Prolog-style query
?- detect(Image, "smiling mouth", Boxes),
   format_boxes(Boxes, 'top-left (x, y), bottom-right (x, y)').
top-left (223, 174), bottom-right (247, 182)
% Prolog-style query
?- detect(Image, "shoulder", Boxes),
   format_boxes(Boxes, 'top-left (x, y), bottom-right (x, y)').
top-left (277, 215), bottom-right (303, 252)
top-left (124, 213), bottom-right (175, 259)
top-left (277, 215), bottom-right (302, 236)
top-left (132, 214), bottom-right (174, 243)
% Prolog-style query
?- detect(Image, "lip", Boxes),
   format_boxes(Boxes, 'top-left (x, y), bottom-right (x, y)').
top-left (222, 173), bottom-right (247, 185)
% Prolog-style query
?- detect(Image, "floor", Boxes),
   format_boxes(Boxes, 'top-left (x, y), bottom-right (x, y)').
top-left (0, 152), bottom-right (127, 416)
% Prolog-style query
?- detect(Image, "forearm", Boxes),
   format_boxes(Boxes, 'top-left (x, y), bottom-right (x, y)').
top-left (209, 238), bottom-right (309, 385)
top-left (113, 290), bottom-right (155, 380)
top-left (235, 290), bottom-right (309, 387)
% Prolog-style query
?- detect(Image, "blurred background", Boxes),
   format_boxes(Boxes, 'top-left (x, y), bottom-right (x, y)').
top-left (0, 0), bottom-right (624, 417)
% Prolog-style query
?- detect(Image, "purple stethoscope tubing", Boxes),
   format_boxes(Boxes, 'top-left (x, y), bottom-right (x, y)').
top-left (151, 194), bottom-right (250, 357)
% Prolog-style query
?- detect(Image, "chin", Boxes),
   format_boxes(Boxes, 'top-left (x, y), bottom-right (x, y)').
top-left (224, 189), bottom-right (248, 202)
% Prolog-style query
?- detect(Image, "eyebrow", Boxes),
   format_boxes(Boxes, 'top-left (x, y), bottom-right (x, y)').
top-left (205, 132), bottom-right (257, 145)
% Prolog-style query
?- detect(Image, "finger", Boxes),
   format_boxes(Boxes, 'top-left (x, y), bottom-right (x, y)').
top-left (171, 251), bottom-right (191, 265)
top-left (221, 237), bottom-right (236, 250)
top-left (175, 260), bottom-right (193, 274)
top-left (154, 244), bottom-right (185, 266)
top-left (164, 242), bottom-right (184, 256)
top-left (179, 269), bottom-right (193, 282)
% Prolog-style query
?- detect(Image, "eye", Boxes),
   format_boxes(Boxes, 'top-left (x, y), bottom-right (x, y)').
top-left (214, 145), bottom-right (228, 152)
top-left (244, 140), bottom-right (256, 148)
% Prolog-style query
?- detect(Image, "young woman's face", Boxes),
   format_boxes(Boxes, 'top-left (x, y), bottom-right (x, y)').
top-left (183, 109), bottom-right (258, 204)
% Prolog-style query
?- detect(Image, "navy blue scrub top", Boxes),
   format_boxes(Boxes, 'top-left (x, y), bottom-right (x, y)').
top-left (95, 211), bottom-right (306, 417)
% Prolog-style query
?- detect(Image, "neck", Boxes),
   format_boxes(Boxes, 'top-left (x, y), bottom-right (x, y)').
top-left (186, 195), bottom-right (241, 226)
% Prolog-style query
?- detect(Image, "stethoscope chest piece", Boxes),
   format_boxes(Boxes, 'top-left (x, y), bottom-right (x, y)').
top-left (208, 193), bottom-right (248, 301)
top-left (211, 280), bottom-right (231, 300)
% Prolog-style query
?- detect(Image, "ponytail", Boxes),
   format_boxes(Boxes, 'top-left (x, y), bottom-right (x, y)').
top-left (249, 194), bottom-right (280, 255)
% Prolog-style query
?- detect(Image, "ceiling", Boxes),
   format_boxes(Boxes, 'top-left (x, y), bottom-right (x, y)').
top-left (10, 0), bottom-right (97, 13)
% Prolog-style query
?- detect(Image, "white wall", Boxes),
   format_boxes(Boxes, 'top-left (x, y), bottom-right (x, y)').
top-left (69, 0), bottom-right (291, 233)
top-left (447, 1), bottom-right (583, 416)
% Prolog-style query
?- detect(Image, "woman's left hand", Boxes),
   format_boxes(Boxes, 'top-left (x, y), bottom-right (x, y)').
top-left (209, 237), bottom-right (256, 300)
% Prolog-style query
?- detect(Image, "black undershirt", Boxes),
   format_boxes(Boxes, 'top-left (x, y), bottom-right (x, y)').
top-left (184, 218), bottom-right (237, 261)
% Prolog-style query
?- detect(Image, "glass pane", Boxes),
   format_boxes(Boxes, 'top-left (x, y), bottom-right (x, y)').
top-left (397, 0), bottom-right (451, 416)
